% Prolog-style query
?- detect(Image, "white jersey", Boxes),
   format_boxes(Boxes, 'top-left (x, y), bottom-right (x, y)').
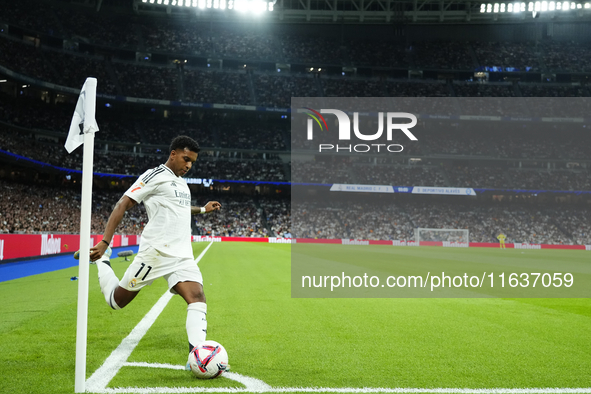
top-left (125, 164), bottom-right (193, 259)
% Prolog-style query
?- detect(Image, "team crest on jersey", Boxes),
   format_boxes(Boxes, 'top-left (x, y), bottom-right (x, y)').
top-left (129, 278), bottom-right (137, 288)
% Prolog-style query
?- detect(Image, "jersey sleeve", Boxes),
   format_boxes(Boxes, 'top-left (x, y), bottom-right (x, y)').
top-left (124, 168), bottom-right (161, 204)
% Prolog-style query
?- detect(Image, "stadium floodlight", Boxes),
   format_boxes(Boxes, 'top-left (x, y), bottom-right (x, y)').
top-left (207, 0), bottom-right (212, 8)
top-left (198, 0), bottom-right (205, 7)
top-left (221, 0), bottom-right (227, 9)
top-left (235, 0), bottom-right (248, 12)
top-left (521, 2), bottom-right (527, 10)
top-left (252, 0), bottom-right (267, 13)
top-left (268, 1), bottom-right (273, 10)
top-left (508, 3), bottom-right (513, 11)
top-left (150, 0), bottom-right (155, 3)
top-left (493, 2), bottom-right (499, 11)
top-left (571, 1), bottom-right (576, 8)
top-left (228, 0), bottom-right (233, 8)
top-left (164, 0), bottom-right (169, 4)
top-left (487, 3), bottom-right (493, 11)
top-left (549, 1), bottom-right (555, 9)
top-left (480, 3), bottom-right (486, 11)
top-left (586, 3), bottom-right (590, 8)
top-left (541, 1), bottom-right (548, 10)
top-left (157, 0), bottom-right (162, 3)
top-left (213, 0), bottom-right (219, 8)
top-left (501, 2), bottom-right (506, 11)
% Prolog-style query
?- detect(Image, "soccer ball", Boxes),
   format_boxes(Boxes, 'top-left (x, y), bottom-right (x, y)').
top-left (188, 340), bottom-right (229, 379)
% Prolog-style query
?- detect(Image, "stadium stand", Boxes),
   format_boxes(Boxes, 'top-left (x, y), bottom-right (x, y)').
top-left (1, 1), bottom-right (591, 246)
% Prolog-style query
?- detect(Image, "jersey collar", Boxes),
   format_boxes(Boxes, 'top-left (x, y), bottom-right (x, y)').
top-left (161, 164), bottom-right (176, 177)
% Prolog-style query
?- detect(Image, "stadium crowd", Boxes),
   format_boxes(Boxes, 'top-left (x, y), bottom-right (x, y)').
top-left (4, 1), bottom-right (587, 72)
top-left (0, 180), bottom-right (146, 235)
top-left (2, 33), bottom-right (591, 105)
top-left (1, 0), bottom-right (591, 247)
top-left (3, 115), bottom-right (591, 188)
top-left (292, 200), bottom-right (591, 244)
top-left (3, 177), bottom-right (591, 245)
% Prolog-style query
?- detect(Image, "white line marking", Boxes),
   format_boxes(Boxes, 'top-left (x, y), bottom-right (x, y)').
top-left (124, 362), bottom-right (185, 370)
top-left (223, 372), bottom-right (272, 391)
top-left (86, 242), bottom-right (215, 392)
top-left (123, 362), bottom-right (271, 391)
top-left (85, 291), bottom-right (174, 392)
top-left (90, 387), bottom-right (591, 394)
top-left (87, 242), bottom-right (591, 394)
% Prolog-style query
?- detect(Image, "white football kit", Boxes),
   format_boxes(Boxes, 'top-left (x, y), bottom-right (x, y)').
top-left (120, 164), bottom-right (202, 292)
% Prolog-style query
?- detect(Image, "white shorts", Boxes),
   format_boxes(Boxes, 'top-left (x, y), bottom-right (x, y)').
top-left (120, 246), bottom-right (203, 294)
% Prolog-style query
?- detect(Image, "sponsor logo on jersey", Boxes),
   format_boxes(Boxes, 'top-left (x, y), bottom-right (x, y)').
top-left (171, 181), bottom-right (177, 187)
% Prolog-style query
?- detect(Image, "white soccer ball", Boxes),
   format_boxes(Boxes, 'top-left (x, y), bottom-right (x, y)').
top-left (188, 340), bottom-right (229, 379)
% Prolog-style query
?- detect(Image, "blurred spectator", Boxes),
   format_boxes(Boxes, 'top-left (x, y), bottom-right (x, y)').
top-left (473, 41), bottom-right (540, 71)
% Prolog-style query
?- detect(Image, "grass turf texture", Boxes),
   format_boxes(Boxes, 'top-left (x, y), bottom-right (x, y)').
top-left (0, 243), bottom-right (589, 393)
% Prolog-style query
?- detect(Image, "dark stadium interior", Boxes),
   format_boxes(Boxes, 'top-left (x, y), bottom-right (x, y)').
top-left (1, 0), bottom-right (591, 245)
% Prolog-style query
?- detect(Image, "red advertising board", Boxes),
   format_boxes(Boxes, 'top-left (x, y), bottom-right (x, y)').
top-left (0, 234), bottom-right (587, 262)
top-left (0, 234), bottom-right (139, 261)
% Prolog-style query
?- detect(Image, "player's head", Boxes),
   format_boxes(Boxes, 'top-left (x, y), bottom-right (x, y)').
top-left (168, 135), bottom-right (200, 177)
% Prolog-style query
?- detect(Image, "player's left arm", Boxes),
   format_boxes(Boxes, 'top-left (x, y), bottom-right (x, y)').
top-left (191, 201), bottom-right (222, 215)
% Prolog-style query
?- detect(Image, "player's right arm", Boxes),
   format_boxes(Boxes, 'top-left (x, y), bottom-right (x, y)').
top-left (90, 195), bottom-right (137, 261)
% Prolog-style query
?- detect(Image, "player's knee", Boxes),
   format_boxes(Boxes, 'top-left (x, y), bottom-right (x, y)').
top-left (191, 289), bottom-right (206, 303)
top-left (113, 287), bottom-right (137, 309)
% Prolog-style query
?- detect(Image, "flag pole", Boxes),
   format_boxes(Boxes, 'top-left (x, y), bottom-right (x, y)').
top-left (69, 77), bottom-right (99, 393)
top-left (75, 131), bottom-right (95, 392)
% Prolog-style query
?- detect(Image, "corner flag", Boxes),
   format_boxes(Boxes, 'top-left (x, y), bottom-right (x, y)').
top-left (65, 77), bottom-right (99, 393)
top-left (65, 77), bottom-right (99, 153)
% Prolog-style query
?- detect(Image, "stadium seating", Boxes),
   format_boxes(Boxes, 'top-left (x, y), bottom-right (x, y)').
top-left (1, 1), bottom-right (591, 246)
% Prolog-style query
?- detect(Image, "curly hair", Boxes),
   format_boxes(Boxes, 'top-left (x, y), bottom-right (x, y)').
top-left (169, 135), bottom-right (200, 154)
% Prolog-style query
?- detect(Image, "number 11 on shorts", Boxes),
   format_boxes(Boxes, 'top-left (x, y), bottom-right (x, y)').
top-left (135, 263), bottom-right (152, 281)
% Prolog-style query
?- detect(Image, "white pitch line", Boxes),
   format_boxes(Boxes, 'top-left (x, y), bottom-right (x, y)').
top-left (86, 242), bottom-right (215, 393)
top-left (123, 362), bottom-right (271, 391)
top-left (115, 363), bottom-right (591, 394)
top-left (124, 362), bottom-right (185, 370)
top-left (86, 241), bottom-right (591, 394)
top-left (90, 387), bottom-right (591, 394)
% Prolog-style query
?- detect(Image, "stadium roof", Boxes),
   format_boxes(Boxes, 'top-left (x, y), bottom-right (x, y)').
top-left (133, 0), bottom-right (591, 24)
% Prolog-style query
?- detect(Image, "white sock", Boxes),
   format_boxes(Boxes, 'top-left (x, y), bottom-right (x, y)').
top-left (187, 302), bottom-right (207, 350)
top-left (97, 259), bottom-right (121, 310)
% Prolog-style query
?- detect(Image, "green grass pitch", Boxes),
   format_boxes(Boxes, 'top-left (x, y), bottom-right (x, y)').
top-left (0, 242), bottom-right (590, 393)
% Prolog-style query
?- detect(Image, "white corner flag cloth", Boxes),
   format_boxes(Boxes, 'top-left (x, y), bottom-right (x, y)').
top-left (65, 77), bottom-right (99, 154)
